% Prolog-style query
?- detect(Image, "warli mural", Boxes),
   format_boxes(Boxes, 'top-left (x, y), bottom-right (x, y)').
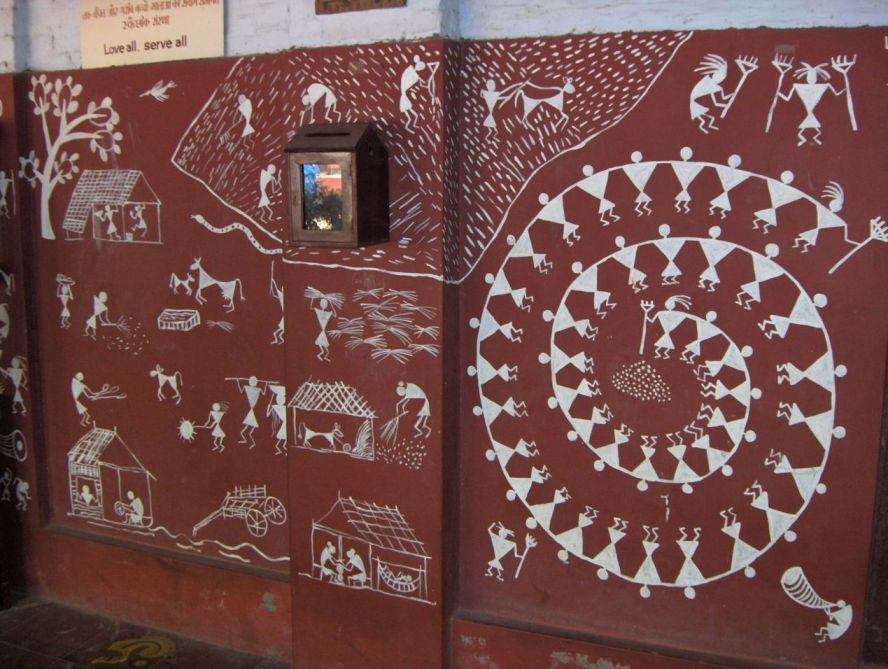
top-left (1, 23), bottom-right (885, 669)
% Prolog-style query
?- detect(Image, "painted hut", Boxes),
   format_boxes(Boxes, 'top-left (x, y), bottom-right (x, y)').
top-left (310, 495), bottom-right (430, 603)
top-left (288, 380), bottom-right (376, 460)
top-left (67, 426), bottom-right (155, 528)
top-left (62, 169), bottom-right (162, 243)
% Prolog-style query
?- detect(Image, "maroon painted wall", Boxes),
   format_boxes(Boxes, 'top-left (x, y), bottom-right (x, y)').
top-left (457, 27), bottom-right (888, 669)
top-left (3, 39), bottom-right (455, 664)
top-left (0, 25), bottom-right (886, 669)
top-left (1, 58), bottom-right (295, 657)
top-left (279, 41), bottom-right (452, 668)
top-left (0, 71), bottom-right (38, 609)
top-left (453, 619), bottom-right (733, 669)
top-left (23, 57), bottom-right (291, 572)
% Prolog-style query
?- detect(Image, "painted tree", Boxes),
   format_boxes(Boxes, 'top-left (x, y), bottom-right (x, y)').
top-left (18, 75), bottom-right (123, 240)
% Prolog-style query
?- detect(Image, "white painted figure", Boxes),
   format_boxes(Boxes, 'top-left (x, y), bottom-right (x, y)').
top-left (0, 269), bottom-right (13, 296)
top-left (305, 287), bottom-right (344, 362)
top-left (481, 79), bottom-right (524, 140)
top-left (767, 55), bottom-right (858, 145)
top-left (149, 365), bottom-right (183, 404)
top-left (94, 204), bottom-right (121, 240)
top-left (623, 151), bottom-right (655, 216)
top-left (129, 203), bottom-right (149, 238)
top-left (468, 359), bottom-right (518, 385)
top-left (319, 541), bottom-right (339, 581)
top-left (84, 291), bottom-right (110, 339)
top-left (300, 83), bottom-right (341, 125)
top-left (2, 357), bottom-right (28, 415)
top-left (777, 356), bottom-right (845, 392)
top-left (203, 402), bottom-right (228, 452)
top-left (653, 231), bottom-right (689, 286)
top-left (537, 193), bottom-right (579, 245)
top-left (400, 55), bottom-right (439, 131)
top-left (80, 484), bottom-right (96, 506)
top-left (270, 261), bottom-right (284, 345)
top-left (315, 299), bottom-right (334, 361)
top-left (795, 181), bottom-right (845, 252)
top-left (122, 490), bottom-right (145, 526)
top-left (759, 292), bottom-right (826, 340)
top-left (752, 170), bottom-right (804, 234)
top-left (13, 477), bottom-right (29, 511)
top-left (0, 303), bottom-right (9, 344)
top-left (70, 372), bottom-right (126, 426)
top-left (506, 232), bottom-right (552, 274)
top-left (0, 473), bottom-right (27, 510)
top-left (238, 376), bottom-right (263, 448)
top-left (576, 166), bottom-right (619, 225)
top-left (258, 164), bottom-right (281, 222)
top-left (0, 170), bottom-right (12, 218)
top-left (744, 481), bottom-right (796, 543)
top-left (396, 381), bottom-right (431, 439)
top-left (472, 311), bottom-right (524, 344)
top-left (613, 236), bottom-right (649, 293)
top-left (345, 547), bottom-right (369, 587)
top-left (736, 243), bottom-right (782, 309)
top-left (689, 54), bottom-right (758, 133)
top-left (0, 468), bottom-right (11, 501)
top-left (237, 93), bottom-right (255, 141)
top-left (267, 384), bottom-right (288, 455)
top-left (56, 274), bottom-right (75, 328)
top-left (709, 154), bottom-right (748, 219)
top-left (553, 507), bottom-right (599, 563)
top-left (486, 270), bottom-right (533, 312)
top-left (672, 147), bottom-right (705, 213)
top-left (485, 521), bottom-right (536, 580)
top-left (228, 376), bottom-right (278, 448)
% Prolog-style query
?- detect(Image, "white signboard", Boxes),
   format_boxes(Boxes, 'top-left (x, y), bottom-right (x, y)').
top-left (80, 0), bottom-right (224, 69)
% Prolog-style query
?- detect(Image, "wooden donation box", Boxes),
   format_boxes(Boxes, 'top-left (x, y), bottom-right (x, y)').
top-left (285, 122), bottom-right (389, 247)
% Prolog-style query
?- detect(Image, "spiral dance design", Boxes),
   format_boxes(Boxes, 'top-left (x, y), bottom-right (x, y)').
top-left (471, 149), bottom-right (847, 599)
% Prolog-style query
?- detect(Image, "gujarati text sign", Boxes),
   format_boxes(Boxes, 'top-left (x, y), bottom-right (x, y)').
top-left (81, 0), bottom-right (224, 69)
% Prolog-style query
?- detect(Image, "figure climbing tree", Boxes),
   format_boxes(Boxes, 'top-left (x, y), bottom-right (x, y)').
top-left (18, 75), bottom-right (123, 240)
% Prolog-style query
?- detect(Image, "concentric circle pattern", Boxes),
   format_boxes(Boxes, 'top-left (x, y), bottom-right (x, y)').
top-left (472, 153), bottom-right (845, 598)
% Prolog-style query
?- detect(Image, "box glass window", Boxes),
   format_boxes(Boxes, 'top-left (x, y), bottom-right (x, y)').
top-left (302, 162), bottom-right (344, 231)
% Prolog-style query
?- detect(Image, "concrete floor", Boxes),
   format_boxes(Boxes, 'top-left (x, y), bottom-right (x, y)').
top-left (1, 597), bottom-right (886, 668)
top-left (0, 598), bottom-right (289, 668)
